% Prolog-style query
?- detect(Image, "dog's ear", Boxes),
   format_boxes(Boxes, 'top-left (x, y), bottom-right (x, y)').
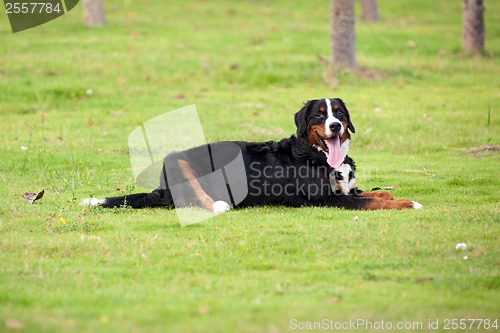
top-left (294, 100), bottom-right (314, 138)
top-left (336, 98), bottom-right (355, 133)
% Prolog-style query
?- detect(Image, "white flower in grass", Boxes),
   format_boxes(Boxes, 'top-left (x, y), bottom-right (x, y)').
top-left (455, 243), bottom-right (467, 250)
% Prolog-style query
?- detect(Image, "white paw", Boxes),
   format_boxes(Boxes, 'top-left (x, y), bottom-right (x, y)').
top-left (212, 201), bottom-right (230, 214)
top-left (81, 198), bottom-right (106, 207)
top-left (412, 201), bottom-right (424, 210)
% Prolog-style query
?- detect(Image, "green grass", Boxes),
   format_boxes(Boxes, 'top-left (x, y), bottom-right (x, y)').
top-left (0, 0), bottom-right (499, 332)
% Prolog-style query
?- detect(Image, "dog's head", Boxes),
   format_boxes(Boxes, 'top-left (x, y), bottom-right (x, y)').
top-left (294, 98), bottom-right (355, 168)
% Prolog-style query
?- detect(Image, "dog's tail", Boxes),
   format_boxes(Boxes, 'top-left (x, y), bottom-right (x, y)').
top-left (82, 188), bottom-right (172, 209)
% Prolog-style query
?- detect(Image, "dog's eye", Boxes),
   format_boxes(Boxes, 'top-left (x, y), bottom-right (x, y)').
top-left (315, 112), bottom-right (324, 118)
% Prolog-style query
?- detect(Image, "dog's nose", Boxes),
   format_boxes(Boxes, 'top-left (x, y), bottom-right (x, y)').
top-left (329, 122), bottom-right (341, 132)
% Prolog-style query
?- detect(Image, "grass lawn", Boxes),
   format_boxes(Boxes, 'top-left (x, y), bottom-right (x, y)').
top-left (0, 0), bottom-right (499, 332)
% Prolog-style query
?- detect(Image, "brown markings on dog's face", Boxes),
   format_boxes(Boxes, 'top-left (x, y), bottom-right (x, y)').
top-left (307, 124), bottom-right (326, 146)
top-left (304, 102), bottom-right (328, 147)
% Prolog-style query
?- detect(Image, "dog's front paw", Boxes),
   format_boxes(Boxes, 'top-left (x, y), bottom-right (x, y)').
top-left (81, 198), bottom-right (106, 207)
top-left (212, 201), bottom-right (231, 214)
top-left (412, 201), bottom-right (424, 210)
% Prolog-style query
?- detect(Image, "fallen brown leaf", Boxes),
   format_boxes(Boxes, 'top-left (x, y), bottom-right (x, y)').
top-left (22, 189), bottom-right (44, 204)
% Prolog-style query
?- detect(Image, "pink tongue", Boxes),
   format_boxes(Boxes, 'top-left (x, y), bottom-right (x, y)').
top-left (326, 137), bottom-right (343, 168)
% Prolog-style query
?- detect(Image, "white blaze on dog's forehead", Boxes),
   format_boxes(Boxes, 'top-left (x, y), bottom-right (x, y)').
top-left (325, 98), bottom-right (333, 118)
top-left (324, 98), bottom-right (343, 137)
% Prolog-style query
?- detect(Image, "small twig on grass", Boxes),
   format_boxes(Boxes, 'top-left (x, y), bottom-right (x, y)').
top-left (402, 169), bottom-right (436, 177)
top-left (87, 117), bottom-right (95, 150)
top-left (487, 104), bottom-right (491, 127)
top-left (317, 53), bottom-right (330, 66)
top-left (21, 127), bottom-right (34, 174)
top-left (39, 112), bottom-right (45, 151)
top-left (371, 185), bottom-right (399, 191)
top-left (466, 145), bottom-right (500, 154)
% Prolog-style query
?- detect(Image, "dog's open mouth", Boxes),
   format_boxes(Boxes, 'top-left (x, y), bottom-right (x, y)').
top-left (316, 132), bottom-right (343, 168)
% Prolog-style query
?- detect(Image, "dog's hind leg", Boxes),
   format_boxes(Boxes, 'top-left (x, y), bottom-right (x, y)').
top-left (177, 160), bottom-right (230, 214)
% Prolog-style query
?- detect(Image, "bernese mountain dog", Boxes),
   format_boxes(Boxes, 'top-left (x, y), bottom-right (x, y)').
top-left (84, 98), bottom-right (423, 212)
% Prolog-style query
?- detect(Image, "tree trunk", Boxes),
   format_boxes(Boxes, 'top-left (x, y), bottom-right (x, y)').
top-left (331, 0), bottom-right (356, 71)
top-left (83, 0), bottom-right (106, 27)
top-left (360, 0), bottom-right (379, 22)
top-left (462, 0), bottom-right (484, 53)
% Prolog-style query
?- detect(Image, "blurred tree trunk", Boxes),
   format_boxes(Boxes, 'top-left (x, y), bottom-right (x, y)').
top-left (331, 0), bottom-right (356, 71)
top-left (462, 0), bottom-right (484, 53)
top-left (83, 0), bottom-right (106, 26)
top-left (360, 0), bottom-right (379, 22)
